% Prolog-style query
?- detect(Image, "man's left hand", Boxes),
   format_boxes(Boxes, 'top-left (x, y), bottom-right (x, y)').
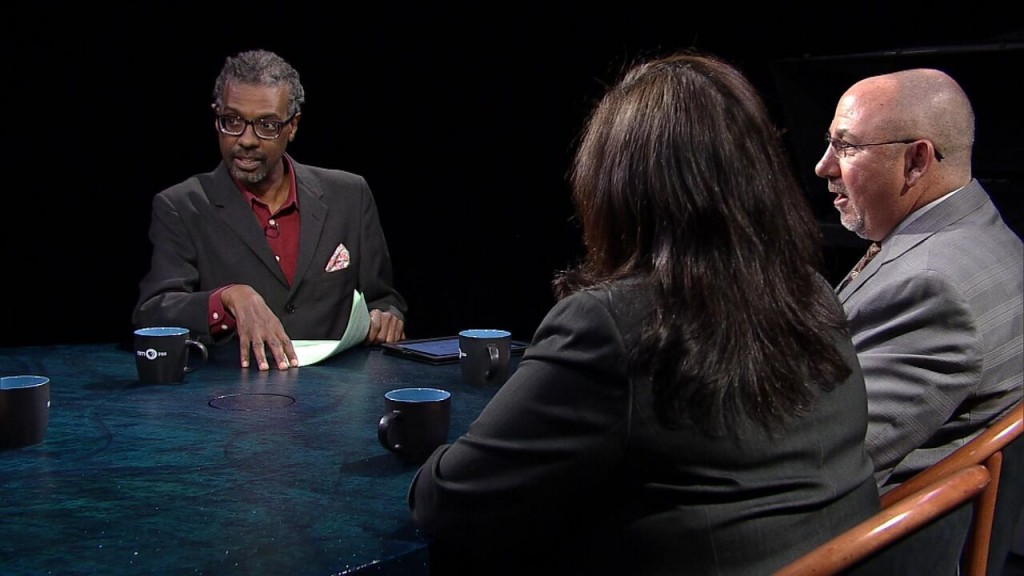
top-left (365, 309), bottom-right (405, 344)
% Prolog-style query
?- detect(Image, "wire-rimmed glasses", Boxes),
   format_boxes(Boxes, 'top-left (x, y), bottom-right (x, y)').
top-left (824, 133), bottom-right (944, 162)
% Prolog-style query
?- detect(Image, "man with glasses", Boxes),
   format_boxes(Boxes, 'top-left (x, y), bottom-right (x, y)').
top-left (816, 68), bottom-right (1022, 491)
top-left (134, 49), bottom-right (407, 371)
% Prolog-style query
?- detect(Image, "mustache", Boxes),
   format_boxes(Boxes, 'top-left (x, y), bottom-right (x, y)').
top-left (231, 150), bottom-right (265, 161)
top-left (828, 181), bottom-right (847, 196)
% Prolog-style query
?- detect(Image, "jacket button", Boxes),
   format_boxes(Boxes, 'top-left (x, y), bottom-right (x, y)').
top-left (285, 304), bottom-right (296, 314)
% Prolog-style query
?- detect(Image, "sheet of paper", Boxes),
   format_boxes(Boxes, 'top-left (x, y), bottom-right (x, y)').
top-left (292, 290), bottom-right (370, 366)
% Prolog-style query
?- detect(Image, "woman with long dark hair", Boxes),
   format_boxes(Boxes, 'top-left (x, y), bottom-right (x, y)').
top-left (409, 52), bottom-right (879, 576)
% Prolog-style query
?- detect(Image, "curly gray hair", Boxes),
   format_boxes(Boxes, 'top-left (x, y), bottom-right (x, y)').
top-left (212, 49), bottom-right (305, 116)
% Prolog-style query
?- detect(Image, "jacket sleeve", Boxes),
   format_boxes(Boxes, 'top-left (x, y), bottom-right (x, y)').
top-left (408, 290), bottom-right (630, 547)
top-left (354, 177), bottom-right (407, 320)
top-left (132, 186), bottom-right (215, 339)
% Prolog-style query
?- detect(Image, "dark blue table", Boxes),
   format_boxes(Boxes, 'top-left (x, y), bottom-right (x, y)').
top-left (0, 343), bottom-right (509, 575)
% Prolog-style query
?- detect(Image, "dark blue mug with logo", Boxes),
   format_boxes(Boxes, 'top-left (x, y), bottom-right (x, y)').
top-left (134, 327), bottom-right (208, 384)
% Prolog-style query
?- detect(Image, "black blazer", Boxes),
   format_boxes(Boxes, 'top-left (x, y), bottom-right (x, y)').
top-left (409, 278), bottom-right (878, 576)
top-left (133, 158), bottom-right (406, 344)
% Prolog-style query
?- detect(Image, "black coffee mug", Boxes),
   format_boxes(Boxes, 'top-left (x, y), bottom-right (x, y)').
top-left (458, 329), bottom-right (512, 387)
top-left (134, 327), bottom-right (209, 384)
top-left (0, 375), bottom-right (50, 450)
top-left (377, 387), bottom-right (451, 463)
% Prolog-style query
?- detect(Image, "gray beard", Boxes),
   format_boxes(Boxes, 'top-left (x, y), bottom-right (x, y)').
top-left (230, 165), bottom-right (268, 185)
top-left (840, 211), bottom-right (868, 239)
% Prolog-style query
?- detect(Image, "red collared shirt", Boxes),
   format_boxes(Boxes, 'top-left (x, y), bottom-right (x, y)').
top-left (209, 157), bottom-right (300, 335)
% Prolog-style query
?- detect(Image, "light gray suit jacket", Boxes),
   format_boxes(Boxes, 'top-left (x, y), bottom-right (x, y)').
top-left (838, 179), bottom-right (1023, 488)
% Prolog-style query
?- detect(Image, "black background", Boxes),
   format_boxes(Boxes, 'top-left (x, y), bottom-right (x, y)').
top-left (6, 4), bottom-right (1022, 348)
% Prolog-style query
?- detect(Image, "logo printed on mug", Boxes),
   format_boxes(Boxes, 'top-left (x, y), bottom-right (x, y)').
top-left (138, 348), bottom-right (167, 360)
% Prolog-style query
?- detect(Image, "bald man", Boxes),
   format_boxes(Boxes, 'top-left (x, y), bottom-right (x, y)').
top-left (816, 68), bottom-right (1023, 490)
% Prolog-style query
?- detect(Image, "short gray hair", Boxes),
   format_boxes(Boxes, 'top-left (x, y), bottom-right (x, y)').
top-left (212, 49), bottom-right (305, 116)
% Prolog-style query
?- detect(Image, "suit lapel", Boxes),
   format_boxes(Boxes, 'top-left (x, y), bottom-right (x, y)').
top-left (200, 164), bottom-right (289, 287)
top-left (291, 161), bottom-right (328, 295)
top-left (838, 179), bottom-right (988, 303)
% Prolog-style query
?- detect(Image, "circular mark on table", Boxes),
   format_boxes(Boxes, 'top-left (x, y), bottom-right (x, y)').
top-left (208, 393), bottom-right (296, 411)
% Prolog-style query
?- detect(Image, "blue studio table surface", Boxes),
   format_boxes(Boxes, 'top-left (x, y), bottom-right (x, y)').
top-left (0, 343), bottom-right (510, 575)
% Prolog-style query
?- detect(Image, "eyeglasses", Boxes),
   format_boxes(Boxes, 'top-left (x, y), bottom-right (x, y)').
top-left (824, 133), bottom-right (944, 162)
top-left (216, 113), bottom-right (296, 140)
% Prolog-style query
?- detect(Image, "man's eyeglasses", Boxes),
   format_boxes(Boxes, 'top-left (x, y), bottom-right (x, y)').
top-left (216, 113), bottom-right (296, 140)
top-left (824, 133), bottom-right (944, 162)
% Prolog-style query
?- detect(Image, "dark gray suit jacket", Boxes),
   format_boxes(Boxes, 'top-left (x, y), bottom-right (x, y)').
top-left (410, 278), bottom-right (879, 575)
top-left (133, 158), bottom-right (406, 345)
top-left (838, 179), bottom-right (1023, 488)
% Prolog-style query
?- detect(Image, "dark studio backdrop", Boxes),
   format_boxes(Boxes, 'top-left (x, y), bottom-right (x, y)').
top-left (6, 4), bottom-right (1022, 348)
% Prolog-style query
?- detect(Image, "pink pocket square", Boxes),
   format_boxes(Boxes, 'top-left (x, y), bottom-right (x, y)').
top-left (325, 243), bottom-right (351, 272)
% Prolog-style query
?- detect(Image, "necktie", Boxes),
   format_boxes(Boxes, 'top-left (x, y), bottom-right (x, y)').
top-left (838, 242), bottom-right (881, 292)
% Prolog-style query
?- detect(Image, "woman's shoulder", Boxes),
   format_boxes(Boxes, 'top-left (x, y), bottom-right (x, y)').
top-left (545, 278), bottom-right (653, 345)
top-left (559, 277), bottom-right (651, 313)
top-left (526, 282), bottom-right (643, 374)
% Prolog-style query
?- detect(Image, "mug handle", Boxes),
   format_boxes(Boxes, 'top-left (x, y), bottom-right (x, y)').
top-left (378, 410), bottom-right (404, 452)
top-left (485, 343), bottom-right (501, 378)
top-left (184, 339), bottom-right (209, 374)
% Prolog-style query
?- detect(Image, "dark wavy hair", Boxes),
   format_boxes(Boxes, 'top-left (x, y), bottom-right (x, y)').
top-left (213, 49), bottom-right (306, 117)
top-left (555, 52), bottom-right (851, 435)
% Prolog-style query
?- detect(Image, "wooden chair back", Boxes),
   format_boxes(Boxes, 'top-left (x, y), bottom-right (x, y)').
top-left (879, 401), bottom-right (1024, 576)
top-left (773, 464), bottom-right (992, 576)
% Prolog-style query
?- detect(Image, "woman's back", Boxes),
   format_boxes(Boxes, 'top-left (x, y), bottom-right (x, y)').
top-left (610, 280), bottom-right (877, 575)
top-left (412, 278), bottom-right (878, 575)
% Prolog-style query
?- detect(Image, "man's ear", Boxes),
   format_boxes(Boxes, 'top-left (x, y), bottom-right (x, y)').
top-left (904, 141), bottom-right (935, 186)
